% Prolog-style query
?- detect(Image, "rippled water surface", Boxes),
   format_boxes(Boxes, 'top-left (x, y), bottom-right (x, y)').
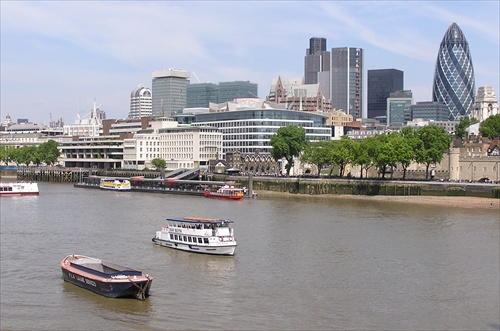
top-left (1, 182), bottom-right (499, 330)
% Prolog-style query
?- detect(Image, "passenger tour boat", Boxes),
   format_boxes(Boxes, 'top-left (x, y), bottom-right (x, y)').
top-left (0, 182), bottom-right (39, 196)
top-left (204, 183), bottom-right (244, 200)
top-left (99, 178), bottom-right (131, 191)
top-left (152, 217), bottom-right (237, 255)
top-left (60, 254), bottom-right (153, 300)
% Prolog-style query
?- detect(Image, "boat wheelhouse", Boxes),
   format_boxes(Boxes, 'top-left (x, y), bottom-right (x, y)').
top-left (0, 182), bottom-right (39, 196)
top-left (152, 217), bottom-right (237, 256)
top-left (99, 178), bottom-right (131, 191)
top-left (60, 254), bottom-right (153, 300)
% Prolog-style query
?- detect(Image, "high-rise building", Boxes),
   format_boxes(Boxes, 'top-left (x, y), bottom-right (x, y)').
top-left (432, 22), bottom-right (475, 120)
top-left (151, 69), bottom-right (190, 118)
top-left (186, 83), bottom-right (219, 108)
top-left (128, 84), bottom-right (152, 119)
top-left (386, 90), bottom-right (413, 126)
top-left (304, 37), bottom-right (330, 85)
top-left (329, 47), bottom-right (363, 120)
top-left (472, 85), bottom-right (498, 122)
top-left (367, 69), bottom-right (403, 119)
top-left (217, 81), bottom-right (258, 103)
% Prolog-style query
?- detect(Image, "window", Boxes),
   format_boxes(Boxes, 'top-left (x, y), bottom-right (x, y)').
top-left (204, 238), bottom-right (209, 244)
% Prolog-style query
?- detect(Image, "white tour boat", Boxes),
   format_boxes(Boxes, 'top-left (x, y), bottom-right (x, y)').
top-left (99, 178), bottom-right (132, 191)
top-left (152, 217), bottom-right (237, 256)
top-left (0, 182), bottom-right (39, 196)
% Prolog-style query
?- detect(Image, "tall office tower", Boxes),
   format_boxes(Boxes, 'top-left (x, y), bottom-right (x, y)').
top-left (128, 84), bottom-right (152, 119)
top-left (330, 47), bottom-right (363, 120)
top-left (304, 37), bottom-right (330, 84)
top-left (186, 83), bottom-right (219, 108)
top-left (472, 85), bottom-right (498, 122)
top-left (386, 90), bottom-right (413, 126)
top-left (432, 22), bottom-right (475, 120)
top-left (367, 69), bottom-right (403, 119)
top-left (152, 69), bottom-right (190, 118)
top-left (218, 81), bottom-right (258, 103)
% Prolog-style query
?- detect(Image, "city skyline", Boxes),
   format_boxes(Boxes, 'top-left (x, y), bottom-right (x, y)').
top-left (1, 1), bottom-right (499, 125)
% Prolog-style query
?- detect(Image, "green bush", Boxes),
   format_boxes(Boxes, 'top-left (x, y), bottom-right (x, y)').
top-left (492, 187), bottom-right (500, 199)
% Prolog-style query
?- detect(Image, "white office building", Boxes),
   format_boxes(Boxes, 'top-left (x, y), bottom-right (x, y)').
top-left (128, 84), bottom-right (152, 119)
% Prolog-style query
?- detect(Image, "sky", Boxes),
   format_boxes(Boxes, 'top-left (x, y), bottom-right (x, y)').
top-left (1, 1), bottom-right (499, 125)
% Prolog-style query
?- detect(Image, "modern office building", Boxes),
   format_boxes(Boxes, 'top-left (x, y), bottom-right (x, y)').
top-left (217, 81), bottom-right (258, 103)
top-left (329, 47), bottom-right (364, 120)
top-left (367, 69), bottom-right (404, 119)
top-left (472, 85), bottom-right (498, 122)
top-left (432, 22), bottom-right (475, 120)
top-left (128, 84), bottom-right (152, 119)
top-left (410, 101), bottom-right (450, 122)
top-left (151, 69), bottom-right (190, 118)
top-left (186, 82), bottom-right (219, 108)
top-left (386, 90), bottom-right (413, 126)
top-left (191, 108), bottom-right (332, 156)
top-left (304, 37), bottom-right (330, 84)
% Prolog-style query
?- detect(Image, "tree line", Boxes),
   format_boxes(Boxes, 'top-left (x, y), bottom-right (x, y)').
top-left (0, 140), bottom-right (60, 166)
top-left (271, 125), bottom-right (452, 180)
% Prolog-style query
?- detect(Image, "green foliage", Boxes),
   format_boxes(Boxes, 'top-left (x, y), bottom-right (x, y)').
top-left (270, 125), bottom-right (308, 176)
top-left (328, 137), bottom-right (353, 177)
top-left (300, 140), bottom-right (330, 176)
top-left (151, 158), bottom-right (166, 170)
top-left (414, 125), bottom-right (452, 179)
top-left (479, 114), bottom-right (500, 139)
top-left (0, 140), bottom-right (60, 166)
top-left (351, 136), bottom-right (377, 179)
top-left (455, 116), bottom-right (479, 139)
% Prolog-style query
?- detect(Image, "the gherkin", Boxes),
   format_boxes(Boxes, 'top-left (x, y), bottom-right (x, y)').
top-left (432, 22), bottom-right (475, 120)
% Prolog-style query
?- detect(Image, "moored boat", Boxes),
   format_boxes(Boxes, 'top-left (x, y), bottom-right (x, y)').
top-left (0, 182), bottom-right (39, 196)
top-left (152, 217), bottom-right (237, 256)
top-left (99, 178), bottom-right (131, 191)
top-left (60, 255), bottom-right (153, 300)
top-left (204, 183), bottom-right (244, 200)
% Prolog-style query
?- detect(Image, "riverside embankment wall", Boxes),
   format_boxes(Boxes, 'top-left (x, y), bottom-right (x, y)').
top-left (3, 168), bottom-right (499, 198)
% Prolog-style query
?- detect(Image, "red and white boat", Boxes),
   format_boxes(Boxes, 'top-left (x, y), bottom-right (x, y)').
top-left (204, 183), bottom-right (244, 200)
top-left (0, 182), bottom-right (39, 196)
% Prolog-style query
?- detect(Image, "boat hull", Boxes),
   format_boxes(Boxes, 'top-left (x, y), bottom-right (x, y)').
top-left (60, 255), bottom-right (152, 300)
top-left (152, 237), bottom-right (236, 256)
top-left (0, 182), bottom-right (39, 197)
top-left (203, 191), bottom-right (243, 200)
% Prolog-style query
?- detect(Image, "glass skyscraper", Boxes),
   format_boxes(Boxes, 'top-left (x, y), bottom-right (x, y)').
top-left (432, 22), bottom-right (475, 120)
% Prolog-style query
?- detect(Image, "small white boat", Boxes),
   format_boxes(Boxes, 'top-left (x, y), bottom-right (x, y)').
top-left (0, 182), bottom-right (39, 196)
top-left (99, 178), bottom-right (131, 191)
top-left (152, 217), bottom-right (237, 256)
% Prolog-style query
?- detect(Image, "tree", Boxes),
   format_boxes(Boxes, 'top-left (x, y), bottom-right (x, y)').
top-left (270, 125), bottom-right (308, 176)
top-left (414, 125), bottom-right (452, 180)
top-left (479, 114), bottom-right (500, 139)
top-left (300, 140), bottom-right (330, 176)
top-left (398, 127), bottom-right (420, 180)
top-left (151, 158), bottom-right (166, 170)
top-left (455, 116), bottom-right (479, 139)
top-left (374, 133), bottom-right (399, 179)
top-left (328, 137), bottom-right (353, 177)
top-left (38, 140), bottom-right (60, 165)
top-left (352, 137), bottom-right (378, 179)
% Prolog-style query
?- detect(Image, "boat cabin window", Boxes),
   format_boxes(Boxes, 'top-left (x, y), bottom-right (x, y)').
top-left (174, 235), bottom-right (178, 240)
top-left (203, 238), bottom-right (209, 244)
top-left (188, 237), bottom-right (192, 243)
top-left (170, 234), bottom-right (173, 239)
top-left (183, 236), bottom-right (187, 241)
top-left (198, 238), bottom-right (203, 244)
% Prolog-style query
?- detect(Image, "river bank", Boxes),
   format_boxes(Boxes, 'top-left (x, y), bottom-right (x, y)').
top-left (257, 190), bottom-right (500, 210)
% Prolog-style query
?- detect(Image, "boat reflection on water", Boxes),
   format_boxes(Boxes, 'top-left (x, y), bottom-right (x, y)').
top-left (61, 281), bottom-right (153, 317)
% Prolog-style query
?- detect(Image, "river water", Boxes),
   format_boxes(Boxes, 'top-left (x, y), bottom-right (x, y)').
top-left (0, 182), bottom-right (499, 330)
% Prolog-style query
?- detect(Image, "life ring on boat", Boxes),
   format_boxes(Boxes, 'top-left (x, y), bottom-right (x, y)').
top-left (219, 237), bottom-right (223, 242)
top-left (229, 236), bottom-right (233, 241)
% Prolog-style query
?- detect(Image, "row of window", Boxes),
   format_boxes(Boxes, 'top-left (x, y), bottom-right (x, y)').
top-left (170, 234), bottom-right (209, 244)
